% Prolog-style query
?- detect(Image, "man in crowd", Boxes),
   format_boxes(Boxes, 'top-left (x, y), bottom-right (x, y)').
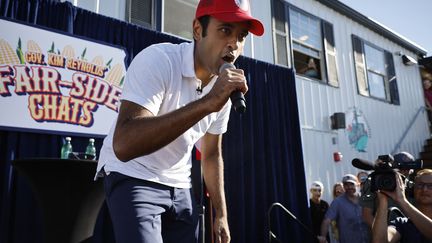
top-left (309, 181), bottom-right (329, 240)
top-left (318, 174), bottom-right (370, 243)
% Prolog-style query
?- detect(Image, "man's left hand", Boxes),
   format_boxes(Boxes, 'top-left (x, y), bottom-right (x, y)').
top-left (213, 216), bottom-right (230, 243)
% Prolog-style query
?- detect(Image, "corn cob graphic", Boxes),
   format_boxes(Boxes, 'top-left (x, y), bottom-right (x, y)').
top-left (92, 55), bottom-right (104, 66)
top-left (27, 40), bottom-right (42, 53)
top-left (62, 45), bottom-right (75, 59)
top-left (105, 63), bottom-right (124, 87)
top-left (0, 38), bottom-right (20, 64)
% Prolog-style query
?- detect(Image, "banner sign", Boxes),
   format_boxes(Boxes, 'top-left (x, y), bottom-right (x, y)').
top-left (0, 19), bottom-right (127, 136)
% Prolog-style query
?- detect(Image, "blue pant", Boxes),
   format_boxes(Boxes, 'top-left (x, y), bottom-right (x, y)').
top-left (104, 172), bottom-right (199, 243)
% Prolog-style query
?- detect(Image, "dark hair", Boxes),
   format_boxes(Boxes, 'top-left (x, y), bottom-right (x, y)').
top-left (198, 15), bottom-right (210, 38)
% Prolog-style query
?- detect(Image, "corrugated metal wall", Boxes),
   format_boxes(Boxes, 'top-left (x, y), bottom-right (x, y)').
top-left (219, 0), bottom-right (429, 203)
top-left (288, 0), bottom-right (429, 202)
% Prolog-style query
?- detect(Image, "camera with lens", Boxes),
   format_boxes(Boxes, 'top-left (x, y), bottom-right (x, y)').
top-left (369, 154), bottom-right (422, 192)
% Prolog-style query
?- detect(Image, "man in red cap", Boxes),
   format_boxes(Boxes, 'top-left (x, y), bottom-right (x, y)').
top-left (95, 0), bottom-right (263, 242)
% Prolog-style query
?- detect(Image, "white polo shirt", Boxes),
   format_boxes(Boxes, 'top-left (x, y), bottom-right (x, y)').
top-left (96, 42), bottom-right (231, 188)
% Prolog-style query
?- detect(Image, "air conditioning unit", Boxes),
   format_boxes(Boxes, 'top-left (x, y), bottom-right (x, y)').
top-left (126, 0), bottom-right (154, 29)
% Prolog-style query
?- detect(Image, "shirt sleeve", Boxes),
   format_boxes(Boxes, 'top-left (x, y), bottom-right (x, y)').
top-left (389, 216), bottom-right (408, 234)
top-left (359, 179), bottom-right (375, 209)
top-left (325, 199), bottom-right (339, 220)
top-left (324, 200), bottom-right (330, 210)
top-left (120, 45), bottom-right (171, 116)
top-left (206, 100), bottom-right (231, 134)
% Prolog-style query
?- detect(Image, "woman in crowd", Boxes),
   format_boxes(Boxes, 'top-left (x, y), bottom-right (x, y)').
top-left (330, 182), bottom-right (344, 243)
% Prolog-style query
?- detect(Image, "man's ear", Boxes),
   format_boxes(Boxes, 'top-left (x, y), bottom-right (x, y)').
top-left (192, 19), bottom-right (202, 41)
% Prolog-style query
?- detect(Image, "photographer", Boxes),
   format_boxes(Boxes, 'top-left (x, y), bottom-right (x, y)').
top-left (360, 152), bottom-right (415, 227)
top-left (372, 169), bottom-right (432, 243)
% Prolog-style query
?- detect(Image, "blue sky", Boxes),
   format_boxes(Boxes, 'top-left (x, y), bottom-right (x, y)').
top-left (338, 0), bottom-right (431, 56)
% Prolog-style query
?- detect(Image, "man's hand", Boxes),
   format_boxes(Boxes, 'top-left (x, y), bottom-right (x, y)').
top-left (213, 215), bottom-right (230, 243)
top-left (378, 172), bottom-right (406, 205)
top-left (317, 235), bottom-right (327, 243)
top-left (376, 190), bottom-right (389, 209)
top-left (204, 67), bottom-right (248, 113)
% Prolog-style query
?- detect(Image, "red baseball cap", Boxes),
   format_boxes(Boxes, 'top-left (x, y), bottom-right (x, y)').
top-left (195, 0), bottom-right (264, 36)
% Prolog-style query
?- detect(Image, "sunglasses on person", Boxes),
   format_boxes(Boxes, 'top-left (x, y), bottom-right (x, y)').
top-left (414, 183), bottom-right (432, 190)
top-left (359, 176), bottom-right (368, 183)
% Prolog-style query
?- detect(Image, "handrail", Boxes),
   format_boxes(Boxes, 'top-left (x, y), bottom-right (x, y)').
top-left (392, 106), bottom-right (426, 154)
top-left (267, 202), bottom-right (315, 243)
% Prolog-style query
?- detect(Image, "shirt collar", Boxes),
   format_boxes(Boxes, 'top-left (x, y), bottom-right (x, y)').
top-left (181, 41), bottom-right (196, 78)
top-left (181, 41), bottom-right (218, 93)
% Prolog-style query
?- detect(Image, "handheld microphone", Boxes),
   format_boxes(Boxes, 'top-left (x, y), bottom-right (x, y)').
top-left (219, 62), bottom-right (246, 113)
top-left (352, 158), bottom-right (376, 171)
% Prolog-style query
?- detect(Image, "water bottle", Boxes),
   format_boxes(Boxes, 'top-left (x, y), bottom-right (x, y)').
top-left (85, 138), bottom-right (97, 160)
top-left (61, 137), bottom-right (73, 159)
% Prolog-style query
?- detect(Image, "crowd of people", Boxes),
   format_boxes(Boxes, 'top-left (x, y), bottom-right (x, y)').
top-left (309, 152), bottom-right (432, 243)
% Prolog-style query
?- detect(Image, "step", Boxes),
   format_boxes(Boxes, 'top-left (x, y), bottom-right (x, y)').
top-left (421, 159), bottom-right (432, 169)
top-left (420, 151), bottom-right (432, 160)
top-left (424, 144), bottom-right (432, 152)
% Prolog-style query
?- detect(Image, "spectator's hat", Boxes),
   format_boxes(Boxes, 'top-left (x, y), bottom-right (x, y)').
top-left (311, 181), bottom-right (323, 190)
top-left (195, 0), bottom-right (264, 36)
top-left (393, 151), bottom-right (415, 164)
top-left (342, 174), bottom-right (358, 184)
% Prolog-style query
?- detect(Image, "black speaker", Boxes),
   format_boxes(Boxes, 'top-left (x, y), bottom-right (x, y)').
top-left (331, 112), bottom-right (346, 129)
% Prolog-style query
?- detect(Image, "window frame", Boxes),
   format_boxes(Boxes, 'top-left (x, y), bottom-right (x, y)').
top-left (125, 0), bottom-right (160, 30)
top-left (364, 42), bottom-right (387, 100)
top-left (271, 1), bottom-right (339, 87)
top-left (271, 0), bottom-right (291, 67)
top-left (352, 35), bottom-right (399, 104)
top-left (289, 7), bottom-right (325, 82)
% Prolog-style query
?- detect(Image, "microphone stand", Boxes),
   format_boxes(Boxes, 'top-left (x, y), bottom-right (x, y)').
top-left (192, 147), bottom-right (205, 243)
top-left (267, 202), bottom-right (318, 243)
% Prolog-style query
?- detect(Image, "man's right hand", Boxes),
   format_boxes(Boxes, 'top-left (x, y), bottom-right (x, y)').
top-left (317, 235), bottom-right (327, 243)
top-left (204, 67), bottom-right (248, 112)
